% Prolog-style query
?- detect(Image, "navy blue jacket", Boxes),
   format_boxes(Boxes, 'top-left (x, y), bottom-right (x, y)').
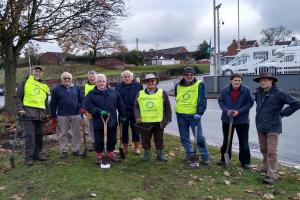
top-left (218, 84), bottom-right (254, 124)
top-left (85, 87), bottom-right (126, 129)
top-left (175, 78), bottom-right (207, 116)
top-left (254, 85), bottom-right (300, 134)
top-left (50, 84), bottom-right (84, 117)
top-left (115, 81), bottom-right (143, 110)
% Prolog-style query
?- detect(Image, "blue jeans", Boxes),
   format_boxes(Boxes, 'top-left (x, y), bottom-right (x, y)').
top-left (176, 113), bottom-right (209, 160)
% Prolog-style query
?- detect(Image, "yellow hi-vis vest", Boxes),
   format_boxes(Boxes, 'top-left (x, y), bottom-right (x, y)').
top-left (138, 89), bottom-right (163, 122)
top-left (175, 80), bottom-right (202, 114)
top-left (23, 75), bottom-right (49, 109)
top-left (84, 83), bottom-right (95, 95)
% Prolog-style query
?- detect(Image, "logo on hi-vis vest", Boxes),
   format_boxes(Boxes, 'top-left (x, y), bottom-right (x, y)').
top-left (146, 101), bottom-right (154, 108)
top-left (33, 88), bottom-right (40, 94)
top-left (183, 93), bottom-right (190, 100)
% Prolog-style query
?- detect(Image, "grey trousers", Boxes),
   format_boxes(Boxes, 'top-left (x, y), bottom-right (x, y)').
top-left (88, 119), bottom-right (95, 142)
top-left (23, 120), bottom-right (44, 160)
top-left (58, 115), bottom-right (81, 153)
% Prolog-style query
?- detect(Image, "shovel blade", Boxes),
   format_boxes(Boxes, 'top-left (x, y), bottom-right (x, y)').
top-left (101, 163), bottom-right (111, 169)
top-left (189, 155), bottom-right (200, 167)
top-left (100, 155), bottom-right (111, 169)
top-left (224, 153), bottom-right (231, 166)
top-left (10, 156), bottom-right (15, 169)
top-left (119, 147), bottom-right (125, 159)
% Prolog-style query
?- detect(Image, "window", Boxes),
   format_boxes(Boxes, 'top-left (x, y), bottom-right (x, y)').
top-left (284, 55), bottom-right (294, 62)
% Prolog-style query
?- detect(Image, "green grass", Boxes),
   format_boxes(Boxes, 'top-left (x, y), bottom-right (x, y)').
top-left (0, 134), bottom-right (299, 200)
top-left (0, 64), bottom-right (209, 84)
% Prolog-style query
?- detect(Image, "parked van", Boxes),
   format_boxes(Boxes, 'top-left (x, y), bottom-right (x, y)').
top-left (257, 42), bottom-right (300, 75)
top-left (221, 45), bottom-right (286, 75)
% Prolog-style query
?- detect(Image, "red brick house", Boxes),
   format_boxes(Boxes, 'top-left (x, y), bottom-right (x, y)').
top-left (39, 52), bottom-right (67, 65)
top-left (226, 38), bottom-right (259, 56)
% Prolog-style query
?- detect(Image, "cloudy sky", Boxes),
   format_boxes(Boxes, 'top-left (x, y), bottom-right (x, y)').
top-left (40, 0), bottom-right (300, 53)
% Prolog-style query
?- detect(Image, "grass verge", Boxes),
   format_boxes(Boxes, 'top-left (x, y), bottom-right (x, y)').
top-left (0, 134), bottom-right (299, 200)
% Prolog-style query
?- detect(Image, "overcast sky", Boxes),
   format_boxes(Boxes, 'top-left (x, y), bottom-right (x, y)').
top-left (40, 0), bottom-right (300, 53)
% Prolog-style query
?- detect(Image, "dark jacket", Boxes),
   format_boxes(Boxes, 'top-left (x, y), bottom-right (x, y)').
top-left (115, 81), bottom-right (143, 110)
top-left (218, 84), bottom-right (254, 124)
top-left (254, 85), bottom-right (300, 134)
top-left (50, 84), bottom-right (84, 117)
top-left (85, 87), bottom-right (126, 129)
top-left (175, 78), bottom-right (207, 116)
top-left (134, 88), bottom-right (172, 129)
top-left (15, 76), bottom-right (49, 121)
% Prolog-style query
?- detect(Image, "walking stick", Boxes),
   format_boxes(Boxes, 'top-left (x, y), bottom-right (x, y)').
top-left (119, 121), bottom-right (125, 159)
top-left (224, 115), bottom-right (234, 167)
top-left (101, 114), bottom-right (111, 169)
top-left (10, 117), bottom-right (20, 169)
top-left (190, 121), bottom-right (200, 168)
top-left (81, 115), bottom-right (88, 159)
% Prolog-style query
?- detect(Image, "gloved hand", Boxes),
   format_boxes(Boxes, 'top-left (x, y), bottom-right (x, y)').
top-left (119, 117), bottom-right (127, 123)
top-left (18, 110), bottom-right (26, 117)
top-left (99, 110), bottom-right (108, 117)
top-left (79, 108), bottom-right (86, 114)
top-left (136, 118), bottom-right (142, 124)
top-left (193, 114), bottom-right (201, 120)
top-left (51, 118), bottom-right (58, 130)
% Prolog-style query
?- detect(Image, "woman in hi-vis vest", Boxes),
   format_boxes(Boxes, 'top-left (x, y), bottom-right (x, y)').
top-left (134, 74), bottom-right (172, 162)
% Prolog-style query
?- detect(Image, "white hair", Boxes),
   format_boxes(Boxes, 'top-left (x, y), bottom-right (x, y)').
top-left (95, 74), bottom-right (107, 81)
top-left (87, 70), bottom-right (97, 76)
top-left (61, 72), bottom-right (72, 80)
top-left (121, 70), bottom-right (133, 78)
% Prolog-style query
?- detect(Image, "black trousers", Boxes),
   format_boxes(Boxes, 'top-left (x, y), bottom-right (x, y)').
top-left (94, 126), bottom-right (117, 153)
top-left (141, 123), bottom-right (164, 150)
top-left (23, 120), bottom-right (44, 160)
top-left (220, 122), bottom-right (251, 165)
top-left (122, 109), bottom-right (140, 144)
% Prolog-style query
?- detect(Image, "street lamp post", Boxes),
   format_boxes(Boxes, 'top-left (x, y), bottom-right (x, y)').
top-left (215, 3), bottom-right (222, 76)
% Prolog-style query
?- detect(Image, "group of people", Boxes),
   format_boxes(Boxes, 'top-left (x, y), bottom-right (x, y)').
top-left (15, 65), bottom-right (300, 185)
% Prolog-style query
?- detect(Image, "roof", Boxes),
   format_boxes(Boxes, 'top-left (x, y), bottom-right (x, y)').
top-left (156, 46), bottom-right (188, 54)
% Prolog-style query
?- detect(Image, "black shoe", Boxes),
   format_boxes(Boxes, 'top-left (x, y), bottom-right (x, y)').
top-left (26, 160), bottom-right (33, 166)
top-left (217, 160), bottom-right (225, 166)
top-left (241, 164), bottom-right (252, 169)
top-left (202, 159), bottom-right (210, 165)
top-left (34, 155), bottom-right (47, 161)
top-left (72, 151), bottom-right (82, 157)
top-left (263, 176), bottom-right (274, 185)
top-left (60, 152), bottom-right (67, 159)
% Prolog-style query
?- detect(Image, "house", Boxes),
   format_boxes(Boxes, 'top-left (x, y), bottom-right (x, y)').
top-left (39, 52), bottom-right (67, 65)
top-left (143, 46), bottom-right (191, 65)
top-left (226, 38), bottom-right (259, 56)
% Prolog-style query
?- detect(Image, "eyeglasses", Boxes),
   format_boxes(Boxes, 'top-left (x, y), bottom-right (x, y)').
top-left (63, 77), bottom-right (71, 80)
top-left (184, 73), bottom-right (194, 77)
top-left (146, 79), bottom-right (156, 83)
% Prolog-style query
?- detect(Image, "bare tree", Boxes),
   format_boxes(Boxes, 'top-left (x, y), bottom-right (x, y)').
top-left (0, 0), bottom-right (127, 112)
top-left (260, 25), bottom-right (293, 45)
top-left (58, 19), bottom-right (123, 58)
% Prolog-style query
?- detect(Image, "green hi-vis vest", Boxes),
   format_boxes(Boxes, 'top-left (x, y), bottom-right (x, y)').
top-left (138, 89), bottom-right (164, 123)
top-left (23, 75), bottom-right (49, 109)
top-left (84, 83), bottom-right (95, 95)
top-left (175, 80), bottom-right (202, 114)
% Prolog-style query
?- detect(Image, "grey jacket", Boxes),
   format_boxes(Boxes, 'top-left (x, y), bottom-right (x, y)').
top-left (15, 76), bottom-right (49, 121)
top-left (134, 88), bottom-right (172, 129)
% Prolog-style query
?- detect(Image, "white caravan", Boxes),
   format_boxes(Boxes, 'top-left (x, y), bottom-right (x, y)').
top-left (221, 45), bottom-right (286, 75)
top-left (257, 42), bottom-right (300, 75)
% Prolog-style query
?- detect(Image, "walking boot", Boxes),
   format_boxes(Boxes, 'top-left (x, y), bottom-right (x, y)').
top-left (95, 152), bottom-right (102, 165)
top-left (133, 142), bottom-right (141, 155)
top-left (141, 149), bottom-right (150, 161)
top-left (156, 150), bottom-right (168, 162)
top-left (123, 143), bottom-right (129, 154)
top-left (108, 151), bottom-right (120, 162)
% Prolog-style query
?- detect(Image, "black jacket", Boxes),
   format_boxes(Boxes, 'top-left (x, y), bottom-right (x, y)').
top-left (115, 81), bottom-right (143, 110)
top-left (85, 87), bottom-right (126, 129)
top-left (254, 85), bottom-right (300, 133)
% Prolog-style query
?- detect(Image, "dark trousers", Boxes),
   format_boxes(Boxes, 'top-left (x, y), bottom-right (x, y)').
top-left (94, 126), bottom-right (117, 153)
top-left (23, 120), bottom-right (44, 160)
top-left (122, 110), bottom-right (140, 144)
top-left (220, 122), bottom-right (251, 165)
top-left (141, 123), bottom-right (164, 150)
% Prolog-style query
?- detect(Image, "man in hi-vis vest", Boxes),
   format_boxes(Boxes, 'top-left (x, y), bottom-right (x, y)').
top-left (134, 74), bottom-right (172, 161)
top-left (83, 70), bottom-right (97, 150)
top-left (175, 66), bottom-right (210, 165)
top-left (16, 66), bottom-right (49, 166)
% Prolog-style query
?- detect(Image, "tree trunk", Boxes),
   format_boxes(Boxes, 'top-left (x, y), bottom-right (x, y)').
top-left (1, 54), bottom-right (18, 113)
